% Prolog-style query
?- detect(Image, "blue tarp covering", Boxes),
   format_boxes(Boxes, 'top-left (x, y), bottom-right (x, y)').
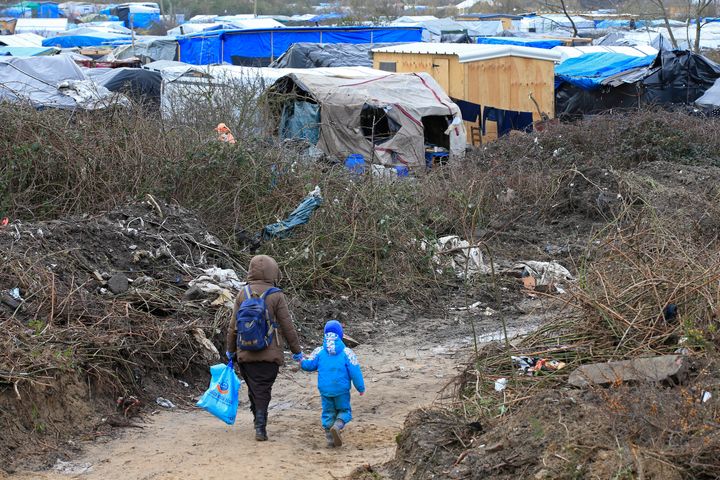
top-left (131, 12), bottom-right (160, 29)
top-left (262, 188), bottom-right (323, 240)
top-left (594, 19), bottom-right (631, 29)
top-left (38, 2), bottom-right (59, 18)
top-left (476, 36), bottom-right (563, 49)
top-left (42, 31), bottom-right (131, 48)
top-left (555, 52), bottom-right (656, 90)
top-left (306, 13), bottom-right (346, 23)
top-left (178, 26), bottom-right (423, 65)
top-left (0, 46), bottom-right (55, 56)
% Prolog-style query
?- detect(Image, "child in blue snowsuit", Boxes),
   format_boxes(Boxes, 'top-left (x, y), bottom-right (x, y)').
top-left (300, 320), bottom-right (365, 447)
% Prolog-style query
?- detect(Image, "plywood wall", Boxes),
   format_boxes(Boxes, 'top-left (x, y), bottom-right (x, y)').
top-left (372, 52), bottom-right (556, 144)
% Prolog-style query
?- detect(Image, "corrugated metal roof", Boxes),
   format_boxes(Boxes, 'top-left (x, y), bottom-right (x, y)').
top-left (371, 42), bottom-right (560, 63)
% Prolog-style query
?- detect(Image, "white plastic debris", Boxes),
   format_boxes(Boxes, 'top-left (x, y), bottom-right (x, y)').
top-left (514, 261), bottom-right (573, 290)
top-left (53, 459), bottom-right (92, 475)
top-left (188, 267), bottom-right (244, 308)
top-left (155, 397), bottom-right (176, 409)
top-left (494, 378), bottom-right (508, 392)
top-left (192, 328), bottom-right (220, 363)
top-left (421, 235), bottom-right (490, 279)
top-left (702, 390), bottom-right (712, 403)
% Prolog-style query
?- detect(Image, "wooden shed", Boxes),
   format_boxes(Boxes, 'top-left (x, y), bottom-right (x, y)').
top-left (372, 43), bottom-right (560, 144)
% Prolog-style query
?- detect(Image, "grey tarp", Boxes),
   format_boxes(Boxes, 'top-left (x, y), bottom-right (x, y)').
top-left (696, 77), bottom-right (720, 109)
top-left (0, 55), bottom-right (124, 109)
top-left (269, 71), bottom-right (466, 167)
top-left (270, 43), bottom-right (393, 69)
top-left (112, 37), bottom-right (178, 63)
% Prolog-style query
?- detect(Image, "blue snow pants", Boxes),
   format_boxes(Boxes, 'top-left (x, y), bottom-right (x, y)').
top-left (321, 392), bottom-right (352, 429)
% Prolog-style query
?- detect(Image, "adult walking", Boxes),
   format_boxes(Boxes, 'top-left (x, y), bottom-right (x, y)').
top-left (226, 255), bottom-right (303, 441)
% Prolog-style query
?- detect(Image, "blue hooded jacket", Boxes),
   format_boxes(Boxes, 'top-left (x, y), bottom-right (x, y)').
top-left (301, 322), bottom-right (365, 397)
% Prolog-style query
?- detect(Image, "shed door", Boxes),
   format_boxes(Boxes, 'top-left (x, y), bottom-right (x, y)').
top-left (431, 58), bottom-right (450, 93)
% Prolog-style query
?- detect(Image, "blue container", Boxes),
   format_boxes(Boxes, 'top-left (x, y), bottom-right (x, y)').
top-left (344, 154), bottom-right (366, 174)
top-left (395, 165), bottom-right (409, 177)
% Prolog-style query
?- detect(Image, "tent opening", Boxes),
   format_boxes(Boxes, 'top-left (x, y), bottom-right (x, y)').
top-left (360, 105), bottom-right (399, 144)
top-left (421, 115), bottom-right (452, 149)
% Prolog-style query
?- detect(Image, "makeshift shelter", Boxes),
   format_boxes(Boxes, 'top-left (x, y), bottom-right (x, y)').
top-left (100, 3), bottom-right (160, 30)
top-left (270, 43), bottom-right (394, 69)
top-left (553, 45), bottom-right (658, 63)
top-left (0, 55), bottom-right (124, 109)
top-left (457, 14), bottom-right (523, 31)
top-left (84, 67), bottom-right (161, 107)
top-left (389, 17), bottom-right (470, 42)
top-left (14, 18), bottom-right (67, 36)
top-left (555, 50), bottom-right (720, 117)
top-left (42, 29), bottom-right (131, 47)
top-left (477, 36), bottom-right (564, 49)
top-left (695, 77), bottom-right (720, 110)
top-left (372, 42), bottom-right (559, 143)
top-left (1, 17), bottom-right (18, 34)
top-left (0, 32), bottom-right (44, 46)
top-left (267, 70), bottom-right (466, 167)
top-left (0, 45), bottom-right (56, 56)
top-left (176, 26), bottom-right (423, 66)
top-left (111, 36), bottom-right (178, 62)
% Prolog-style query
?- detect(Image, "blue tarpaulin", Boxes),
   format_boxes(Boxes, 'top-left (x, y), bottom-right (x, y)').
top-left (476, 36), bottom-right (564, 49)
top-left (38, 2), bottom-right (59, 18)
top-left (178, 26), bottom-right (423, 65)
top-left (594, 19), bottom-right (631, 29)
top-left (262, 187), bottom-right (323, 240)
top-left (555, 52), bottom-right (656, 90)
top-left (42, 31), bottom-right (131, 48)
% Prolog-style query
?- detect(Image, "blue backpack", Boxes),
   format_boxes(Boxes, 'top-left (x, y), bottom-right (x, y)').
top-left (236, 285), bottom-right (281, 351)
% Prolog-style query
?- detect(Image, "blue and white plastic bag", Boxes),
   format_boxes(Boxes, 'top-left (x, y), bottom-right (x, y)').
top-left (196, 360), bottom-right (241, 425)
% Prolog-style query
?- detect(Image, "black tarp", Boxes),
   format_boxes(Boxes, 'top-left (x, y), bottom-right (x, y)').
top-left (556, 50), bottom-right (720, 117)
top-left (269, 42), bottom-right (393, 69)
top-left (90, 68), bottom-right (161, 108)
top-left (440, 32), bottom-right (472, 43)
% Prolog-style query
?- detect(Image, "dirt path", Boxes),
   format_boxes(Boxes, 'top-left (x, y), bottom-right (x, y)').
top-left (8, 335), bottom-right (470, 480)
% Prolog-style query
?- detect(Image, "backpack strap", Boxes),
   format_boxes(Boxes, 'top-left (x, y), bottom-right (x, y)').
top-left (243, 285), bottom-right (253, 300)
top-left (261, 287), bottom-right (281, 299)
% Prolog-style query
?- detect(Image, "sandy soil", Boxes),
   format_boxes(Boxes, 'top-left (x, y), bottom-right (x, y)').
top-left (6, 334), bottom-right (470, 480)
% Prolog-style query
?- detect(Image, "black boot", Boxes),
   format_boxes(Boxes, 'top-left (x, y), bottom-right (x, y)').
top-left (255, 410), bottom-right (268, 441)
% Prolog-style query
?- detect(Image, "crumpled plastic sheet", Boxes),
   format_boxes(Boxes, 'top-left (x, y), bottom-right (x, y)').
top-left (188, 267), bottom-right (244, 309)
top-left (262, 186), bottom-right (323, 240)
top-left (421, 235), bottom-right (490, 279)
top-left (514, 261), bottom-right (573, 287)
top-left (57, 79), bottom-right (129, 110)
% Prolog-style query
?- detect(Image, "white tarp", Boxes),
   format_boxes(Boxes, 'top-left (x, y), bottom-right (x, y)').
top-left (0, 56), bottom-right (126, 109)
top-left (696, 77), bottom-right (720, 109)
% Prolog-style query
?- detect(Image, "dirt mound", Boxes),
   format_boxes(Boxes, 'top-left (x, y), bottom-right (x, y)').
top-left (0, 199), bottom-right (246, 472)
top-left (381, 359), bottom-right (718, 480)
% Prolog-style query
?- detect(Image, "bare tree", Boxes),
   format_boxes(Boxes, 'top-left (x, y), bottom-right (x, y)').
top-left (648, 0), bottom-right (680, 48)
top-left (541, 0), bottom-right (579, 37)
top-left (688, 0), bottom-right (717, 52)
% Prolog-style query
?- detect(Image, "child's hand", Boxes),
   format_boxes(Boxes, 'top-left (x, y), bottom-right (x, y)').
top-left (292, 352), bottom-right (304, 362)
top-left (359, 391), bottom-right (365, 396)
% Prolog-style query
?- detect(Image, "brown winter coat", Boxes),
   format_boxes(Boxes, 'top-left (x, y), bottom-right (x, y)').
top-left (226, 255), bottom-right (301, 365)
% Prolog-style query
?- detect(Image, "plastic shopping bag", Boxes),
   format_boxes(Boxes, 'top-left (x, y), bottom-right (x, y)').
top-left (196, 359), bottom-right (241, 425)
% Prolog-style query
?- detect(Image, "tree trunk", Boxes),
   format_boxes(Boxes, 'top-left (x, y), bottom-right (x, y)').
top-left (657, 1), bottom-right (679, 49)
top-left (559, 0), bottom-right (579, 37)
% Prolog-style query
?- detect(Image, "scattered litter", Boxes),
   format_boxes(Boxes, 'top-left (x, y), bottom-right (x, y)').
top-left (451, 301), bottom-right (484, 311)
top-left (192, 328), bottom-right (220, 363)
top-left (512, 356), bottom-right (567, 376)
top-left (0, 217), bottom-right (8, 227)
top-left (421, 235), bottom-right (490, 279)
top-left (262, 186), bottom-right (323, 240)
top-left (52, 459), bottom-right (92, 475)
top-left (155, 397), bottom-right (176, 409)
top-left (187, 267), bottom-right (244, 308)
top-left (494, 377), bottom-right (508, 392)
top-left (9, 287), bottom-right (22, 301)
top-left (568, 355), bottom-right (689, 388)
top-left (513, 261), bottom-right (573, 292)
top-left (178, 380), bottom-right (189, 388)
top-left (702, 390), bottom-right (712, 403)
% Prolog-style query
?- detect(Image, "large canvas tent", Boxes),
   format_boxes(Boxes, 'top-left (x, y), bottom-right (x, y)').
top-left (176, 26), bottom-right (423, 66)
top-left (267, 71), bottom-right (466, 167)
